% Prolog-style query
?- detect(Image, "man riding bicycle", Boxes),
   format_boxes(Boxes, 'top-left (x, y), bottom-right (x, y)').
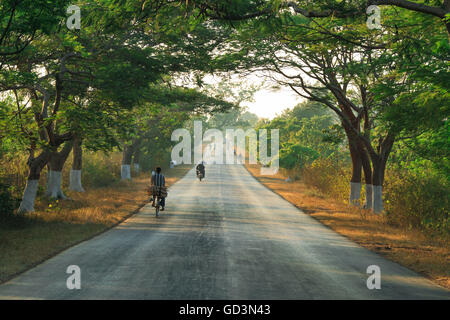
top-left (151, 167), bottom-right (166, 211)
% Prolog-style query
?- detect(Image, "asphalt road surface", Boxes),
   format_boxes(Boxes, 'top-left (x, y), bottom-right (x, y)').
top-left (0, 164), bottom-right (449, 299)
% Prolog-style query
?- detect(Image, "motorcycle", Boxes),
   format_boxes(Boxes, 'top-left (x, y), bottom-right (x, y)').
top-left (196, 170), bottom-right (204, 181)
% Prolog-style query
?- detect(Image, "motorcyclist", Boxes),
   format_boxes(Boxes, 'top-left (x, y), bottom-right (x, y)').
top-left (196, 161), bottom-right (205, 179)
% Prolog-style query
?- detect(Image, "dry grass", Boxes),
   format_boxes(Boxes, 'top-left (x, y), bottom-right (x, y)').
top-left (0, 165), bottom-right (191, 284)
top-left (245, 164), bottom-right (450, 290)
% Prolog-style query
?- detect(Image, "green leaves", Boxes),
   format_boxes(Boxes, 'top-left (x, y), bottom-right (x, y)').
top-left (279, 142), bottom-right (320, 170)
top-left (257, 100), bottom-right (339, 171)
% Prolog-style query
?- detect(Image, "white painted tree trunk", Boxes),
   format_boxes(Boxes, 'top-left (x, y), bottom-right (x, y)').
top-left (69, 169), bottom-right (85, 192)
top-left (349, 182), bottom-right (361, 206)
top-left (121, 164), bottom-right (131, 180)
top-left (372, 185), bottom-right (383, 213)
top-left (365, 184), bottom-right (373, 209)
top-left (46, 170), bottom-right (67, 199)
top-left (133, 163), bottom-right (140, 174)
top-left (17, 180), bottom-right (39, 213)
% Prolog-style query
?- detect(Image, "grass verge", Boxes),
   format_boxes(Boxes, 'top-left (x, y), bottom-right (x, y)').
top-left (245, 164), bottom-right (450, 290)
top-left (0, 165), bottom-right (192, 284)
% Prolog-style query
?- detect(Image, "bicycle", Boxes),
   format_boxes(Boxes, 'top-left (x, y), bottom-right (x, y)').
top-left (154, 191), bottom-right (161, 217)
top-left (147, 185), bottom-right (166, 217)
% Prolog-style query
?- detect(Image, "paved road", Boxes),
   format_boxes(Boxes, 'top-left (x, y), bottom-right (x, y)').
top-left (0, 164), bottom-right (448, 299)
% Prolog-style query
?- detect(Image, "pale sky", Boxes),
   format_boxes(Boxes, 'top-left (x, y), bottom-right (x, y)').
top-left (203, 72), bottom-right (304, 120)
top-left (242, 86), bottom-right (304, 120)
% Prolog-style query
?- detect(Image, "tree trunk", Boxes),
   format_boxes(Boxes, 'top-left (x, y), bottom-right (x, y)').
top-left (46, 170), bottom-right (66, 199)
top-left (365, 184), bottom-right (373, 210)
top-left (19, 180), bottom-right (39, 214)
top-left (133, 148), bottom-right (141, 174)
top-left (121, 144), bottom-right (134, 180)
top-left (360, 144), bottom-right (373, 209)
top-left (17, 150), bottom-right (51, 213)
top-left (46, 141), bottom-right (73, 199)
top-left (344, 126), bottom-right (362, 206)
top-left (69, 137), bottom-right (85, 192)
top-left (367, 137), bottom-right (394, 214)
top-left (372, 153), bottom-right (391, 213)
top-left (371, 160), bottom-right (384, 213)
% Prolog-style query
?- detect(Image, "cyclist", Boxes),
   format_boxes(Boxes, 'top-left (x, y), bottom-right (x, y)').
top-left (151, 167), bottom-right (166, 211)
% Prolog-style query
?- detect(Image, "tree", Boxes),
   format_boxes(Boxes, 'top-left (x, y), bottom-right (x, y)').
top-left (0, 0), bottom-right (230, 209)
top-left (258, 101), bottom-right (338, 171)
top-left (216, 0), bottom-right (449, 212)
top-left (188, 0), bottom-right (450, 36)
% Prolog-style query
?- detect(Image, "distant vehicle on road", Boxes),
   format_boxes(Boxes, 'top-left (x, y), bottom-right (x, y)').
top-left (196, 162), bottom-right (205, 181)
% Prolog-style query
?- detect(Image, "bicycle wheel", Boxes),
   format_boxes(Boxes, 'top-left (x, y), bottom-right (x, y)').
top-left (155, 197), bottom-right (160, 217)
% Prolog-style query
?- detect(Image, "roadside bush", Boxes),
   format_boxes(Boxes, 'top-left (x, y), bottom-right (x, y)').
top-left (384, 169), bottom-right (449, 234)
top-left (0, 182), bottom-right (16, 216)
top-left (0, 181), bottom-right (28, 228)
top-left (279, 143), bottom-right (319, 170)
top-left (300, 158), bottom-right (449, 235)
top-left (301, 158), bottom-right (350, 203)
top-left (82, 152), bottom-right (121, 188)
top-left (0, 154), bottom-right (28, 198)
